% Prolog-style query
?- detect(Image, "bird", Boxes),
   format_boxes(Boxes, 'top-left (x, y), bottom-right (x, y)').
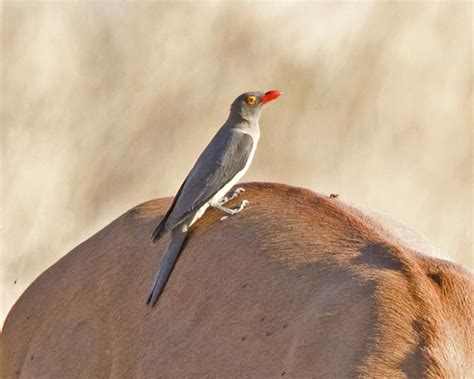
top-left (147, 90), bottom-right (281, 306)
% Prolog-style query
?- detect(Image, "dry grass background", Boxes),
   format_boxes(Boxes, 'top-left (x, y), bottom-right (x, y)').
top-left (1, 2), bottom-right (472, 326)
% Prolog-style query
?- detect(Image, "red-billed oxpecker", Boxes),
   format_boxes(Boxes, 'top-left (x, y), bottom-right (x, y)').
top-left (147, 90), bottom-right (282, 306)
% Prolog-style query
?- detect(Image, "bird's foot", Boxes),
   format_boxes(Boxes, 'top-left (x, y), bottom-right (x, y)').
top-left (218, 200), bottom-right (250, 221)
top-left (230, 187), bottom-right (246, 198)
top-left (218, 187), bottom-right (245, 205)
top-left (231, 199), bottom-right (249, 214)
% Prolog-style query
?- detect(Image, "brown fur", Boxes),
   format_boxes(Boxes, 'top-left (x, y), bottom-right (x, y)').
top-left (2, 183), bottom-right (473, 378)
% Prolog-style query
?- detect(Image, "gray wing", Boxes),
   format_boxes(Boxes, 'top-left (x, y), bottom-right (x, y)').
top-left (151, 128), bottom-right (253, 242)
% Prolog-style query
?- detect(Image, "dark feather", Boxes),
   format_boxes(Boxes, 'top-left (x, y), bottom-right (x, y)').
top-left (150, 127), bottom-right (253, 241)
top-left (147, 224), bottom-right (188, 306)
top-left (151, 178), bottom-right (187, 243)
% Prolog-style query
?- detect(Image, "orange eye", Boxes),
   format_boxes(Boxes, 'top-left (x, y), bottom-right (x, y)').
top-left (246, 96), bottom-right (257, 105)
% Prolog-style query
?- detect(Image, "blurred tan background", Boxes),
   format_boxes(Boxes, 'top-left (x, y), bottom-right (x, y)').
top-left (1, 2), bottom-right (472, 326)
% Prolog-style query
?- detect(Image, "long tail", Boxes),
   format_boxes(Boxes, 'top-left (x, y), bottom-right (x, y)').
top-left (150, 218), bottom-right (167, 243)
top-left (147, 223), bottom-right (188, 307)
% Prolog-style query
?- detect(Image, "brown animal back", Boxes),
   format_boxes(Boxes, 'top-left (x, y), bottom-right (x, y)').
top-left (2, 183), bottom-right (473, 378)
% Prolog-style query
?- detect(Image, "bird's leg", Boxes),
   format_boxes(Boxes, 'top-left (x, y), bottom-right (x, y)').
top-left (218, 187), bottom-right (245, 206)
top-left (228, 187), bottom-right (246, 200)
top-left (213, 200), bottom-right (250, 221)
top-left (230, 199), bottom-right (249, 213)
top-left (213, 201), bottom-right (249, 215)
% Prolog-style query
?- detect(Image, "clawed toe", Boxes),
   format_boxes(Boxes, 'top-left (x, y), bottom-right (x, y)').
top-left (233, 187), bottom-right (245, 195)
top-left (231, 199), bottom-right (249, 214)
top-left (238, 199), bottom-right (249, 208)
top-left (226, 187), bottom-right (246, 202)
top-left (218, 200), bottom-right (249, 221)
top-left (218, 196), bottom-right (229, 205)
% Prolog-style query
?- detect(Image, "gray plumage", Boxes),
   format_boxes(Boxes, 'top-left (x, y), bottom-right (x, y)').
top-left (147, 90), bottom-right (281, 306)
top-left (147, 223), bottom-right (188, 306)
top-left (150, 128), bottom-right (253, 242)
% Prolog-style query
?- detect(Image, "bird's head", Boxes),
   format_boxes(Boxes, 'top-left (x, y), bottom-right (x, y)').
top-left (229, 90), bottom-right (281, 123)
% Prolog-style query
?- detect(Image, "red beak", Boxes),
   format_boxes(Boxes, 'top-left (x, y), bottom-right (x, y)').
top-left (261, 90), bottom-right (282, 104)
